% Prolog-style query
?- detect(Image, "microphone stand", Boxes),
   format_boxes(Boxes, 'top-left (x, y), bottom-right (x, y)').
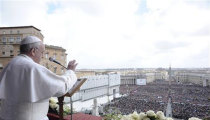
top-left (57, 64), bottom-right (73, 120)
top-left (49, 58), bottom-right (73, 120)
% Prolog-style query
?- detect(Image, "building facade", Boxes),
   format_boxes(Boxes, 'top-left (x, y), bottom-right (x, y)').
top-left (120, 71), bottom-right (167, 85)
top-left (175, 71), bottom-right (210, 86)
top-left (121, 74), bottom-right (146, 85)
top-left (41, 45), bottom-right (67, 75)
top-left (0, 26), bottom-right (67, 75)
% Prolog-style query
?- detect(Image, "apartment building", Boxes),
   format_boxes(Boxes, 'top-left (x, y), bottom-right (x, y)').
top-left (0, 26), bottom-right (67, 75)
top-left (175, 71), bottom-right (210, 86)
top-left (41, 45), bottom-right (67, 75)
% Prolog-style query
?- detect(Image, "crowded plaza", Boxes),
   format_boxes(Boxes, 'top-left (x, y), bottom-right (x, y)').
top-left (104, 81), bottom-right (210, 120)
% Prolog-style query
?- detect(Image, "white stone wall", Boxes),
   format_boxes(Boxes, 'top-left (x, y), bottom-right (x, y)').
top-left (73, 73), bottom-right (121, 101)
top-left (81, 86), bottom-right (107, 101)
top-left (80, 74), bottom-right (121, 90)
top-left (108, 86), bottom-right (120, 95)
top-left (80, 75), bottom-right (108, 90)
top-left (109, 74), bottom-right (121, 86)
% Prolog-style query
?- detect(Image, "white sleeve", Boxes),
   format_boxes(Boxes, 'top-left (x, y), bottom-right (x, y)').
top-left (53, 70), bottom-right (77, 97)
top-left (0, 56), bottom-right (78, 103)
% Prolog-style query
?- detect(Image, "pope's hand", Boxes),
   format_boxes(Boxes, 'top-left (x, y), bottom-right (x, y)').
top-left (67, 60), bottom-right (78, 71)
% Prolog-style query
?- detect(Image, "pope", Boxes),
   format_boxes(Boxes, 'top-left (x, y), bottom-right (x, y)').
top-left (0, 36), bottom-right (78, 120)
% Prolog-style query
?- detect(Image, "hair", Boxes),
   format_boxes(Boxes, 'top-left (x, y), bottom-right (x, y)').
top-left (20, 42), bottom-right (41, 54)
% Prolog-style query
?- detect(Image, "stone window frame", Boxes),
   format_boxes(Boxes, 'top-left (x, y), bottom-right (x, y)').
top-left (8, 37), bottom-right (14, 43)
top-left (2, 37), bottom-right (6, 42)
top-left (16, 36), bottom-right (21, 42)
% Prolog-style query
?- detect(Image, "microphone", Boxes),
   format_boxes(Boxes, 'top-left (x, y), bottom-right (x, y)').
top-left (49, 57), bottom-right (67, 69)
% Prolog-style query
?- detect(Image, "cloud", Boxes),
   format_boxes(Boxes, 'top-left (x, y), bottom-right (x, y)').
top-left (192, 25), bottom-right (210, 36)
top-left (155, 41), bottom-right (189, 51)
top-left (0, 0), bottom-right (47, 27)
top-left (0, 0), bottom-right (210, 68)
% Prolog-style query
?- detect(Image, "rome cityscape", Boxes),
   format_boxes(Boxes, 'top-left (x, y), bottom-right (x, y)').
top-left (0, 0), bottom-right (210, 120)
top-left (0, 26), bottom-right (209, 120)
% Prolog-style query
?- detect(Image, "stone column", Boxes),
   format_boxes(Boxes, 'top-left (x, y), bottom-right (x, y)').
top-left (92, 98), bottom-right (98, 116)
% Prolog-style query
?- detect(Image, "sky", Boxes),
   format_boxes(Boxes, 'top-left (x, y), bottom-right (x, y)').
top-left (0, 0), bottom-right (210, 69)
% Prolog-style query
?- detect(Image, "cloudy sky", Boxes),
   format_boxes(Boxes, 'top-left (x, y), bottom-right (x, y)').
top-left (0, 0), bottom-right (210, 69)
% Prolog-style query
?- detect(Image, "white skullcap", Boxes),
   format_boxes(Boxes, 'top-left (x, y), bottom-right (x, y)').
top-left (21, 36), bottom-right (41, 45)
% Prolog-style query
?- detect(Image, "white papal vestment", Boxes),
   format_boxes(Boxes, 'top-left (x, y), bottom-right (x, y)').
top-left (0, 54), bottom-right (77, 120)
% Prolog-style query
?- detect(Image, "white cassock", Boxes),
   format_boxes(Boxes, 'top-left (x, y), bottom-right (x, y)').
top-left (0, 54), bottom-right (77, 120)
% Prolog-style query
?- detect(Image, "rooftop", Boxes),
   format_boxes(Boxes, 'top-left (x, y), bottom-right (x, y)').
top-left (0, 26), bottom-right (41, 31)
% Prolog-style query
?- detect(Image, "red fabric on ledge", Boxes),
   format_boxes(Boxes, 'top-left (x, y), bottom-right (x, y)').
top-left (47, 113), bottom-right (65, 120)
top-left (64, 113), bottom-right (102, 120)
top-left (47, 113), bottom-right (102, 120)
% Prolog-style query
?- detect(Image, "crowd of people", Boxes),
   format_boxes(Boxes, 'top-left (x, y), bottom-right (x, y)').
top-left (104, 81), bottom-right (210, 120)
top-left (104, 82), bottom-right (170, 115)
top-left (170, 84), bottom-right (210, 119)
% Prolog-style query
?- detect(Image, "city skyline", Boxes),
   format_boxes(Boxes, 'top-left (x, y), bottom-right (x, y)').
top-left (0, 0), bottom-right (210, 69)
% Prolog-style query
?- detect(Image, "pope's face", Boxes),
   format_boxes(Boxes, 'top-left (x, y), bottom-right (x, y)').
top-left (34, 43), bottom-right (45, 64)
